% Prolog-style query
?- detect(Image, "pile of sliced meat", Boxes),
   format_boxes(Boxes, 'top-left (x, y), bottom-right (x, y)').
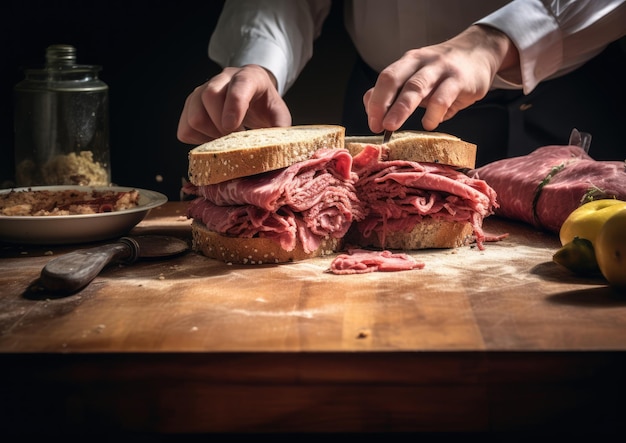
top-left (470, 145), bottom-right (626, 233)
top-left (184, 148), bottom-right (365, 254)
top-left (351, 145), bottom-right (498, 250)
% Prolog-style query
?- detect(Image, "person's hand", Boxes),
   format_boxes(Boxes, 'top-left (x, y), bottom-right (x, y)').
top-left (177, 64), bottom-right (292, 144)
top-left (364, 24), bottom-right (520, 133)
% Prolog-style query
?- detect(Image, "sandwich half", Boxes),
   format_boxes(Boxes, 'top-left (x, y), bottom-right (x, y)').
top-left (345, 131), bottom-right (498, 250)
top-left (184, 125), bottom-right (365, 264)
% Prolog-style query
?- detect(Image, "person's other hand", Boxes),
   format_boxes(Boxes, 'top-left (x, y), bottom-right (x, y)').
top-left (364, 24), bottom-right (519, 134)
top-left (177, 64), bottom-right (292, 144)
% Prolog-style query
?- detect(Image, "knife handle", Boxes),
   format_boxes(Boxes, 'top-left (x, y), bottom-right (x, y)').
top-left (40, 238), bottom-right (138, 293)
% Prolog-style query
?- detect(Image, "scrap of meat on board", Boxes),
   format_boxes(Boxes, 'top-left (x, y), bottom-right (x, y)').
top-left (329, 248), bottom-right (425, 275)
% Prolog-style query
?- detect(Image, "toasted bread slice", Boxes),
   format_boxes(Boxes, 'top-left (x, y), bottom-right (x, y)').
top-left (191, 220), bottom-right (342, 264)
top-left (189, 125), bottom-right (345, 185)
top-left (346, 131), bottom-right (476, 169)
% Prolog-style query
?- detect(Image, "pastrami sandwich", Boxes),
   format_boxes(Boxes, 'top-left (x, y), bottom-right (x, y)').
top-left (345, 131), bottom-right (498, 250)
top-left (183, 125), bottom-right (365, 264)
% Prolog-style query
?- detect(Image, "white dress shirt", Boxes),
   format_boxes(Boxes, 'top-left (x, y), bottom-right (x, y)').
top-left (209, 0), bottom-right (626, 95)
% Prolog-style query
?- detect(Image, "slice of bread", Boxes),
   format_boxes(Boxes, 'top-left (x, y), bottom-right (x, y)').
top-left (191, 220), bottom-right (342, 264)
top-left (347, 218), bottom-right (475, 250)
top-left (346, 130), bottom-right (477, 169)
top-left (189, 125), bottom-right (345, 185)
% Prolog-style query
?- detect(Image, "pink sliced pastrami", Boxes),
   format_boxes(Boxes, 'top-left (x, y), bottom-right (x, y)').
top-left (329, 248), bottom-right (425, 274)
top-left (185, 148), bottom-right (365, 254)
top-left (352, 145), bottom-right (498, 249)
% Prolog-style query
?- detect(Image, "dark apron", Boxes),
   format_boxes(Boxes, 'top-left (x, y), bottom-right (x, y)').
top-left (341, 40), bottom-right (626, 166)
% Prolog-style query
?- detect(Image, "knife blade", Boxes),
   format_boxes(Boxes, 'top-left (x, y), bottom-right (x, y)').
top-left (382, 129), bottom-right (393, 144)
top-left (39, 235), bottom-right (189, 293)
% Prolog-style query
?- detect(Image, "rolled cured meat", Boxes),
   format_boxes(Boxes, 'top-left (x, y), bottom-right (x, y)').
top-left (470, 145), bottom-right (626, 233)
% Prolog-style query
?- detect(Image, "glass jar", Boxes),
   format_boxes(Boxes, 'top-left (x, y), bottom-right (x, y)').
top-left (14, 44), bottom-right (110, 187)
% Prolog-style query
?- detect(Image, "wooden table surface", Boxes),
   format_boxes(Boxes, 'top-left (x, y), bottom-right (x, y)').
top-left (1, 202), bottom-right (625, 435)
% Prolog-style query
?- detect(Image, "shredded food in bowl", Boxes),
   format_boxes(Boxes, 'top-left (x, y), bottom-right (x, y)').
top-left (0, 188), bottom-right (140, 216)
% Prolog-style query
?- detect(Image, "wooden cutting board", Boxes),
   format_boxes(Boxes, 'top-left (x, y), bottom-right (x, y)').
top-left (2, 202), bottom-right (626, 435)
top-left (2, 202), bottom-right (624, 353)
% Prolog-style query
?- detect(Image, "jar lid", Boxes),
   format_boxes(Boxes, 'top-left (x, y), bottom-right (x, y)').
top-left (45, 44), bottom-right (78, 67)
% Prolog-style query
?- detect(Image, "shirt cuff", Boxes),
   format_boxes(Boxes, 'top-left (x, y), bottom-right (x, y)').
top-left (210, 33), bottom-right (291, 96)
top-left (476, 0), bottom-right (563, 94)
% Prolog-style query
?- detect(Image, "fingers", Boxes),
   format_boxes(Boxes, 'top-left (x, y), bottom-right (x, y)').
top-left (365, 30), bottom-right (498, 134)
top-left (177, 72), bottom-right (235, 144)
top-left (203, 68), bottom-right (247, 136)
top-left (177, 84), bottom-right (223, 144)
top-left (366, 67), bottom-right (466, 134)
top-left (221, 69), bottom-right (257, 132)
top-left (177, 65), bottom-right (292, 145)
top-left (420, 78), bottom-right (463, 131)
top-left (366, 53), bottom-right (443, 133)
top-left (364, 63), bottom-right (413, 133)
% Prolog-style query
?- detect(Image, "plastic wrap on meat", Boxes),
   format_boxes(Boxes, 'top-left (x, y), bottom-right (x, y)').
top-left (470, 145), bottom-right (626, 233)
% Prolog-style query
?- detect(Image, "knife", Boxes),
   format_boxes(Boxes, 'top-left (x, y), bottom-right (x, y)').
top-left (39, 235), bottom-right (189, 293)
top-left (382, 129), bottom-right (393, 144)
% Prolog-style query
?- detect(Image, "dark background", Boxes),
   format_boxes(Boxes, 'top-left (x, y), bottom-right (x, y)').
top-left (3, 2), bottom-right (624, 202)
top-left (1, 0), bottom-right (355, 201)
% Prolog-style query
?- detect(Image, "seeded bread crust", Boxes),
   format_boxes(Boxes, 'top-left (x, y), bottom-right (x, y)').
top-left (191, 220), bottom-right (342, 264)
top-left (189, 125), bottom-right (345, 185)
top-left (347, 218), bottom-right (475, 250)
top-left (345, 131), bottom-right (477, 169)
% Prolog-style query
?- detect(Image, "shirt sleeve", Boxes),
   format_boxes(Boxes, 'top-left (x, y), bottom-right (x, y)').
top-left (208, 0), bottom-right (332, 95)
top-left (476, 0), bottom-right (626, 93)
